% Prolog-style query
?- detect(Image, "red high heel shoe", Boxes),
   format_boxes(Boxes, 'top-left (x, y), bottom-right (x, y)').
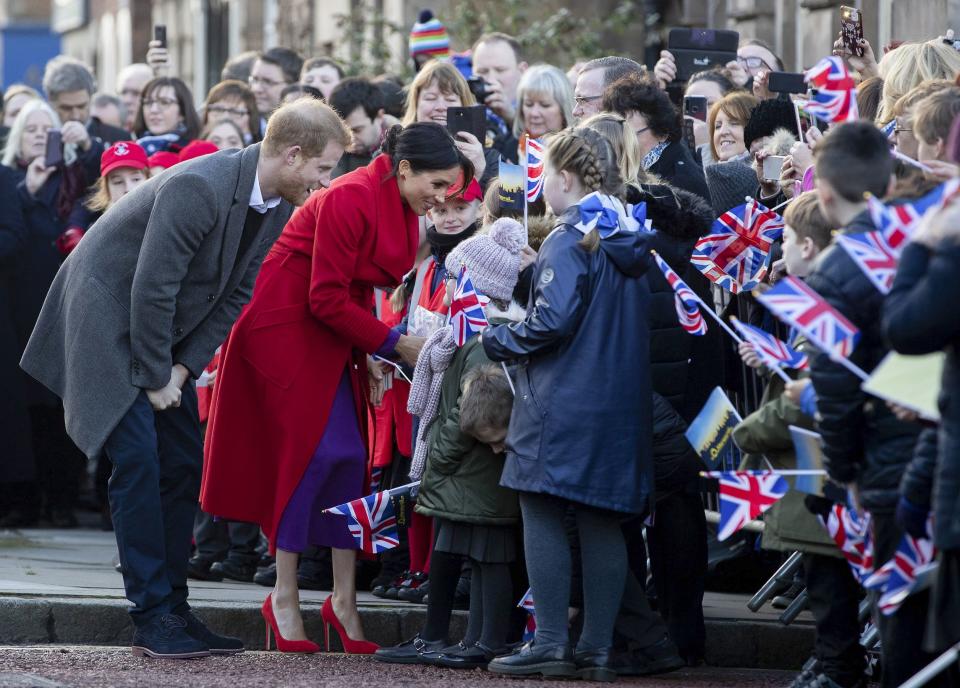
top-left (321, 596), bottom-right (379, 654)
top-left (261, 593), bottom-right (320, 653)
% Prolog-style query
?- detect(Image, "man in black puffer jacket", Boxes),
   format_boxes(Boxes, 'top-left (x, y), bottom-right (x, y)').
top-left (806, 122), bottom-right (927, 688)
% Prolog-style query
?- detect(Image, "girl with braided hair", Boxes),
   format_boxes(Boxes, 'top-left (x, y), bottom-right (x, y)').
top-left (483, 127), bottom-right (656, 681)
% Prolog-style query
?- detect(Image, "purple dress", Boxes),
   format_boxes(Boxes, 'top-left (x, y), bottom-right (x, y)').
top-left (274, 370), bottom-right (365, 552)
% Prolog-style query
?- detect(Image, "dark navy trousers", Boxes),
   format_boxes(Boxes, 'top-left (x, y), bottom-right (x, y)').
top-left (103, 384), bottom-right (202, 626)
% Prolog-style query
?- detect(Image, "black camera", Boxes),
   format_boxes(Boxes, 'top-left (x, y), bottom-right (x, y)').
top-left (467, 76), bottom-right (490, 104)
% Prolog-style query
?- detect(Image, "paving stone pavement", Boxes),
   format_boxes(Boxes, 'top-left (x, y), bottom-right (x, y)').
top-left (0, 528), bottom-right (815, 671)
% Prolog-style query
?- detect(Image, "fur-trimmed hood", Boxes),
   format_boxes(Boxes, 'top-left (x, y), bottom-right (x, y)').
top-left (626, 182), bottom-right (713, 243)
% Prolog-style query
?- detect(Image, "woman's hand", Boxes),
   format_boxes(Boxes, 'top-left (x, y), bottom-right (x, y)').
top-left (25, 157), bottom-right (56, 197)
top-left (778, 155), bottom-right (800, 199)
top-left (653, 51), bottom-right (677, 90)
top-left (832, 34), bottom-right (880, 79)
top-left (790, 140), bottom-right (814, 174)
top-left (146, 39), bottom-right (172, 77)
top-left (454, 131), bottom-right (485, 182)
top-left (923, 159), bottom-right (960, 182)
top-left (396, 334), bottom-right (427, 367)
top-left (752, 70), bottom-right (774, 100)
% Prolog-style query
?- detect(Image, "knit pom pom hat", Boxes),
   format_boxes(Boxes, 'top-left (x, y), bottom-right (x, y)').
top-left (445, 217), bottom-right (526, 301)
top-left (409, 9), bottom-right (451, 61)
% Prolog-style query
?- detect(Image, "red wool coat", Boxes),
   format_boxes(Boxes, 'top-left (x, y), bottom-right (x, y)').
top-left (200, 155), bottom-right (419, 546)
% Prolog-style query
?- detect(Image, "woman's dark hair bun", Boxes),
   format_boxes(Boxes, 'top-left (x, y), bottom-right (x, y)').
top-left (381, 124), bottom-right (403, 156)
top-left (418, 9), bottom-right (434, 22)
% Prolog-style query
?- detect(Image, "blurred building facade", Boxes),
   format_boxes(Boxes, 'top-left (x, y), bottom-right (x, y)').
top-left (6, 1), bottom-right (960, 99)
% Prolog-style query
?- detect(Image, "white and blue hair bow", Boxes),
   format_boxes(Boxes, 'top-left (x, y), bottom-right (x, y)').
top-left (573, 191), bottom-right (653, 239)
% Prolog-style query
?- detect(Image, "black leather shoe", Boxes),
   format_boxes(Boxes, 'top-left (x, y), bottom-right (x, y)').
top-left (253, 562), bottom-right (276, 587)
top-left (487, 642), bottom-right (575, 677)
top-left (211, 559), bottom-right (255, 583)
top-left (575, 647), bottom-right (617, 682)
top-left (187, 558), bottom-right (224, 582)
top-left (396, 572), bottom-right (429, 603)
top-left (435, 641), bottom-right (505, 669)
top-left (178, 609), bottom-right (244, 655)
top-left (131, 614), bottom-right (210, 659)
top-left (613, 635), bottom-right (685, 676)
top-left (373, 634), bottom-right (446, 664)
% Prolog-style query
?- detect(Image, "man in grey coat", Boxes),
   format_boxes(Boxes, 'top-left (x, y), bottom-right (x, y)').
top-left (21, 99), bottom-right (351, 659)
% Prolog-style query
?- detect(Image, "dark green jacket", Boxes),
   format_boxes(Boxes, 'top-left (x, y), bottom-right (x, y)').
top-left (733, 338), bottom-right (839, 557)
top-left (414, 335), bottom-right (520, 526)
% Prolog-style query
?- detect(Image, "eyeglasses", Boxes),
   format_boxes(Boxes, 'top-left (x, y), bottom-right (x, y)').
top-left (574, 95), bottom-right (602, 108)
top-left (208, 104), bottom-right (250, 117)
top-left (737, 56), bottom-right (774, 71)
top-left (248, 75), bottom-right (287, 89)
top-left (894, 127), bottom-right (913, 135)
top-left (143, 97), bottom-right (178, 110)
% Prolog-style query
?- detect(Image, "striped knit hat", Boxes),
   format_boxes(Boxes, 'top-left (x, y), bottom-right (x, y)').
top-left (409, 9), bottom-right (451, 61)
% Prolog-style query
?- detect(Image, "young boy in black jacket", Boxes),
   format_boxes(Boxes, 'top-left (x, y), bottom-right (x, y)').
top-left (806, 122), bottom-right (929, 688)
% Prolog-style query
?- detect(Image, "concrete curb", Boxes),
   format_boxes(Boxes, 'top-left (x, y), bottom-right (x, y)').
top-left (0, 596), bottom-right (813, 670)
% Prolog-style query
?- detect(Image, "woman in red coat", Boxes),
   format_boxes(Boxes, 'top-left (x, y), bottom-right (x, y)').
top-left (201, 123), bottom-right (473, 653)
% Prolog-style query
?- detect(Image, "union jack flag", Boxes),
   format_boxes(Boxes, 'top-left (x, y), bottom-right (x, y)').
top-left (867, 179), bottom-right (960, 254)
top-left (730, 316), bottom-right (808, 370)
top-left (517, 589), bottom-right (536, 642)
top-left (820, 503), bottom-right (874, 584)
top-left (325, 491), bottom-right (400, 554)
top-left (863, 525), bottom-right (937, 615)
top-left (803, 56), bottom-right (858, 123)
top-left (691, 254), bottom-right (743, 294)
top-left (715, 472), bottom-right (789, 541)
top-left (881, 119), bottom-right (896, 139)
top-left (836, 231), bottom-right (899, 294)
top-left (654, 253), bottom-right (707, 335)
top-left (519, 134), bottom-right (545, 202)
top-left (449, 266), bottom-right (489, 346)
top-left (694, 200), bottom-right (784, 292)
top-left (755, 276), bottom-right (860, 360)
top-left (368, 466), bottom-right (384, 494)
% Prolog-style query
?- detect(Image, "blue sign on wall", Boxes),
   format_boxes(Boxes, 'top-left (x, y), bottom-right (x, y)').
top-left (2, 25), bottom-right (62, 90)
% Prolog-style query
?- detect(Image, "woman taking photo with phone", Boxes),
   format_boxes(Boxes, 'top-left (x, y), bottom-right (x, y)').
top-left (0, 98), bottom-right (100, 529)
top-left (403, 60), bottom-right (495, 189)
top-left (201, 122), bottom-right (474, 655)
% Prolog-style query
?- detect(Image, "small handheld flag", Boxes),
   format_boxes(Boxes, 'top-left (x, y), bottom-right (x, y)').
top-left (803, 56), bottom-right (858, 123)
top-left (517, 589), bottom-right (536, 642)
top-left (836, 231), bottom-right (900, 294)
top-left (730, 316), bottom-right (808, 370)
top-left (714, 471), bottom-right (789, 541)
top-left (449, 266), bottom-right (489, 347)
top-left (863, 524), bottom-right (937, 615)
top-left (820, 503), bottom-right (874, 584)
top-left (755, 276), bottom-right (861, 365)
top-left (653, 252), bottom-right (706, 335)
top-left (325, 492), bottom-right (400, 554)
top-left (694, 199), bottom-right (784, 293)
top-left (519, 134), bottom-right (545, 202)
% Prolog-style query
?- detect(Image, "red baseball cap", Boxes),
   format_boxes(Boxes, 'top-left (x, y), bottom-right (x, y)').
top-left (148, 151), bottom-right (179, 170)
top-left (100, 141), bottom-right (148, 177)
top-left (446, 176), bottom-right (483, 203)
top-left (178, 140), bottom-right (219, 163)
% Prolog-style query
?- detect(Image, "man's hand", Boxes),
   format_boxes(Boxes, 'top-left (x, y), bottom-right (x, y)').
top-left (395, 335), bottom-right (426, 368)
top-left (146, 364), bottom-right (190, 411)
top-left (60, 120), bottom-right (91, 152)
top-left (482, 80), bottom-right (515, 124)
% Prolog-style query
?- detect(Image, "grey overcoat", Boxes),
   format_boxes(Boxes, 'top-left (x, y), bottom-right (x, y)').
top-left (20, 143), bottom-right (293, 458)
